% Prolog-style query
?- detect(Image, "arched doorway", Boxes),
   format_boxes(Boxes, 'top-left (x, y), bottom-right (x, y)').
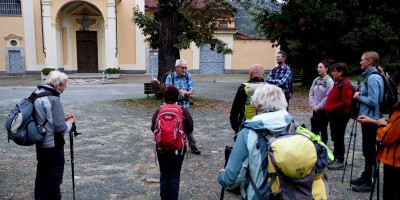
top-left (76, 30), bottom-right (98, 72)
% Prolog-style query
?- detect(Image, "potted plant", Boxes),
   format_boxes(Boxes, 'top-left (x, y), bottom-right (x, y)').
top-left (41, 67), bottom-right (56, 76)
top-left (105, 67), bottom-right (120, 79)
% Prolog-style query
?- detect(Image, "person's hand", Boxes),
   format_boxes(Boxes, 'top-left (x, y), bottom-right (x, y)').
top-left (312, 106), bottom-right (319, 112)
top-left (65, 114), bottom-right (75, 124)
top-left (353, 92), bottom-right (362, 99)
top-left (357, 115), bottom-right (371, 123)
top-left (179, 89), bottom-right (187, 97)
top-left (219, 169), bottom-right (225, 173)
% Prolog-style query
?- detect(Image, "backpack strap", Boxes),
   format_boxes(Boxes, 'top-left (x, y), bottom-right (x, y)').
top-left (30, 91), bottom-right (57, 126)
top-left (364, 71), bottom-right (383, 91)
top-left (248, 175), bottom-right (267, 200)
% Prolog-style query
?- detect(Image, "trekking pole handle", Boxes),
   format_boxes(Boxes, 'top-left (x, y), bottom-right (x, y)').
top-left (71, 122), bottom-right (82, 137)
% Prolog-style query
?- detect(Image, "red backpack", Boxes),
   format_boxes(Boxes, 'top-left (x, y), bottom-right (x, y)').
top-left (153, 104), bottom-right (187, 153)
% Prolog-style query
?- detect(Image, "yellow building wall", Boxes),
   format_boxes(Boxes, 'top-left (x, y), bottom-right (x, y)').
top-left (181, 49), bottom-right (194, 70)
top-left (117, 0), bottom-right (136, 65)
top-left (0, 16), bottom-right (24, 71)
top-left (232, 39), bottom-right (276, 71)
top-left (34, 1), bottom-right (45, 66)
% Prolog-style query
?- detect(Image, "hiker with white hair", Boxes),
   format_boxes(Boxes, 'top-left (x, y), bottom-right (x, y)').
top-left (34, 70), bottom-right (75, 199)
top-left (218, 84), bottom-right (292, 199)
top-left (165, 59), bottom-right (200, 155)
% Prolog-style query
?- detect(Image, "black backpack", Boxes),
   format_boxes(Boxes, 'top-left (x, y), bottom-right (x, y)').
top-left (365, 71), bottom-right (398, 116)
top-left (339, 81), bottom-right (358, 118)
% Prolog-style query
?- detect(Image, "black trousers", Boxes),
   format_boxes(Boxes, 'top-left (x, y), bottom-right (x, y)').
top-left (311, 111), bottom-right (329, 145)
top-left (35, 146), bottom-right (65, 200)
top-left (329, 113), bottom-right (350, 162)
top-left (383, 164), bottom-right (400, 200)
top-left (360, 123), bottom-right (377, 183)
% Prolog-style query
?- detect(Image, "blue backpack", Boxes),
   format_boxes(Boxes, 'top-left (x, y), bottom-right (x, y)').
top-left (5, 91), bottom-right (55, 146)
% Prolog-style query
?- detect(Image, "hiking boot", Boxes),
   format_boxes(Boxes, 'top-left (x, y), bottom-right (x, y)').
top-left (191, 145), bottom-right (201, 155)
top-left (352, 183), bottom-right (373, 192)
top-left (350, 177), bottom-right (366, 186)
top-left (327, 161), bottom-right (345, 170)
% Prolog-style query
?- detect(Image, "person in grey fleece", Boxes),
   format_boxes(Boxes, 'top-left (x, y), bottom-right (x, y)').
top-left (33, 70), bottom-right (75, 200)
top-left (218, 84), bottom-right (292, 200)
top-left (309, 60), bottom-right (334, 144)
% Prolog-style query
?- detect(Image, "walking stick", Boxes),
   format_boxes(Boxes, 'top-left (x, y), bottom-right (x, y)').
top-left (69, 122), bottom-right (81, 200)
top-left (370, 142), bottom-right (382, 200)
top-left (342, 119), bottom-right (357, 183)
top-left (220, 146), bottom-right (233, 200)
top-left (349, 119), bottom-right (358, 186)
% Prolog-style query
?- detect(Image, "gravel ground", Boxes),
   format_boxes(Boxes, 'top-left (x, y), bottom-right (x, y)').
top-left (0, 74), bottom-right (381, 199)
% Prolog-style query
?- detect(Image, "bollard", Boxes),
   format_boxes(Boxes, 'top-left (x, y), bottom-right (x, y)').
top-left (102, 71), bottom-right (106, 84)
top-left (41, 72), bottom-right (44, 84)
top-left (213, 73), bottom-right (216, 82)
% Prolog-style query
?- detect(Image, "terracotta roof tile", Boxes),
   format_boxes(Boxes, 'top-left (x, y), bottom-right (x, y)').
top-left (234, 32), bottom-right (265, 40)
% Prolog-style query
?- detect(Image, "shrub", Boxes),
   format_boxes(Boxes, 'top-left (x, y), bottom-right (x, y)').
top-left (41, 67), bottom-right (55, 75)
top-left (105, 67), bottom-right (120, 74)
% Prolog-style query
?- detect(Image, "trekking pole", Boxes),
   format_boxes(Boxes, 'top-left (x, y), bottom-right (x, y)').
top-left (349, 120), bottom-right (358, 186)
top-left (342, 119), bottom-right (357, 183)
top-left (370, 142), bottom-right (381, 200)
top-left (69, 122), bottom-right (81, 200)
top-left (220, 146), bottom-right (233, 200)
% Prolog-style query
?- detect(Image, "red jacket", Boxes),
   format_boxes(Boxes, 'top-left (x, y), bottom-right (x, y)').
top-left (324, 77), bottom-right (353, 114)
top-left (376, 108), bottom-right (400, 167)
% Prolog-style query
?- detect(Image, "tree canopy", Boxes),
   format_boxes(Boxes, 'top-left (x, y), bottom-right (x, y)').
top-left (239, 0), bottom-right (400, 83)
top-left (133, 0), bottom-right (235, 81)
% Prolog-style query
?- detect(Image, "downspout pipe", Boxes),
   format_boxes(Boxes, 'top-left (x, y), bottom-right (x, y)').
top-left (115, 0), bottom-right (118, 58)
top-left (40, 1), bottom-right (46, 58)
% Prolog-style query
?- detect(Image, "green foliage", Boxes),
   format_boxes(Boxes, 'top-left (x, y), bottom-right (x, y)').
top-left (122, 96), bottom-right (209, 108)
top-left (41, 67), bottom-right (55, 75)
top-left (132, 0), bottom-right (235, 54)
top-left (237, 0), bottom-right (400, 75)
top-left (105, 67), bottom-right (120, 74)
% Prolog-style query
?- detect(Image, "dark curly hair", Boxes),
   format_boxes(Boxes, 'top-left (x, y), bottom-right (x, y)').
top-left (331, 62), bottom-right (349, 77)
top-left (164, 86), bottom-right (179, 103)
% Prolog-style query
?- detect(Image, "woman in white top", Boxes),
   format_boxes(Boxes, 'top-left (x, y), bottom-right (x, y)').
top-left (309, 60), bottom-right (334, 144)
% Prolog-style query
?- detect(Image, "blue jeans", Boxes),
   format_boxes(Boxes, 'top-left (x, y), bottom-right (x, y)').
top-left (35, 146), bottom-right (65, 200)
top-left (157, 150), bottom-right (185, 200)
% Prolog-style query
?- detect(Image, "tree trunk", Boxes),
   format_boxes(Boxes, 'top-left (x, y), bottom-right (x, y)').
top-left (158, 0), bottom-right (180, 83)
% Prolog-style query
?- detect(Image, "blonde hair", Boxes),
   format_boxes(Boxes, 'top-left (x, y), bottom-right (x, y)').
top-left (252, 84), bottom-right (288, 113)
top-left (44, 70), bottom-right (68, 90)
top-left (363, 51), bottom-right (380, 66)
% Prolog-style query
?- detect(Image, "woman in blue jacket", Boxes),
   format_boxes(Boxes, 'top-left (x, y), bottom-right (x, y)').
top-left (218, 84), bottom-right (292, 199)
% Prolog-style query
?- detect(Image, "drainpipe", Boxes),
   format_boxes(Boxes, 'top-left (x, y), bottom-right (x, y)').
top-left (40, 1), bottom-right (46, 58)
top-left (115, 0), bottom-right (118, 58)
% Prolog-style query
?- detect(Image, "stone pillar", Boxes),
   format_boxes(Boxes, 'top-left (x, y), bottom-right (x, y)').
top-left (22, 0), bottom-right (37, 71)
top-left (105, 0), bottom-right (117, 68)
top-left (41, 0), bottom-right (57, 68)
top-left (135, 0), bottom-right (146, 70)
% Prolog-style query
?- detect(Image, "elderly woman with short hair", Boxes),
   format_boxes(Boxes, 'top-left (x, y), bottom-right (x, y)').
top-left (34, 70), bottom-right (75, 200)
top-left (218, 84), bottom-right (292, 199)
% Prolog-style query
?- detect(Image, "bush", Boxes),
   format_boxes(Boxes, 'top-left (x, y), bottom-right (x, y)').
top-left (41, 67), bottom-right (55, 75)
top-left (105, 67), bottom-right (120, 74)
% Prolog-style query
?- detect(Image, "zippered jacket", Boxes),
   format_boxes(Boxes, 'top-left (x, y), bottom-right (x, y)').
top-left (218, 110), bottom-right (292, 200)
top-left (33, 85), bottom-right (72, 148)
top-left (376, 105), bottom-right (400, 167)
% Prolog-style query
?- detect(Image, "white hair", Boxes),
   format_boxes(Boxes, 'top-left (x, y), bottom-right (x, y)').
top-left (44, 70), bottom-right (68, 90)
top-left (252, 84), bottom-right (288, 113)
top-left (175, 59), bottom-right (187, 67)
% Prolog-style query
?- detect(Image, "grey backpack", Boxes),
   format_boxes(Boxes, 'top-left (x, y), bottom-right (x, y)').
top-left (5, 91), bottom-right (55, 146)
